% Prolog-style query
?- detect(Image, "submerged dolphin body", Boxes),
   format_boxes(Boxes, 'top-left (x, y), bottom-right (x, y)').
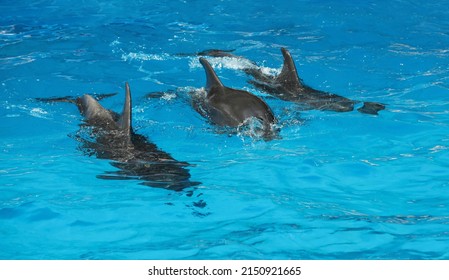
top-left (201, 48), bottom-right (385, 115)
top-left (191, 57), bottom-right (278, 140)
top-left (38, 83), bottom-right (198, 191)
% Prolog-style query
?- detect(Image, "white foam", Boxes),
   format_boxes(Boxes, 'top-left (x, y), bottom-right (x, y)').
top-left (7, 104), bottom-right (50, 119)
top-left (430, 145), bottom-right (449, 153)
top-left (30, 107), bottom-right (49, 119)
top-left (161, 92), bottom-right (177, 101)
top-left (109, 39), bottom-right (121, 46)
top-left (121, 52), bottom-right (169, 62)
top-left (0, 55), bottom-right (35, 67)
top-left (189, 56), bottom-right (280, 76)
top-left (259, 65), bottom-right (280, 76)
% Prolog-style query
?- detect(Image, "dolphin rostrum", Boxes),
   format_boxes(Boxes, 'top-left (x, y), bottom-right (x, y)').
top-left (191, 57), bottom-right (278, 140)
top-left (37, 83), bottom-right (199, 191)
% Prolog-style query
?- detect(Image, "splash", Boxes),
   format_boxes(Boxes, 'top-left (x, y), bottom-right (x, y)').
top-left (4, 103), bottom-right (50, 119)
top-left (160, 92), bottom-right (177, 101)
top-left (237, 117), bottom-right (281, 141)
top-left (121, 52), bottom-right (169, 62)
top-left (189, 56), bottom-right (280, 76)
top-left (30, 108), bottom-right (49, 119)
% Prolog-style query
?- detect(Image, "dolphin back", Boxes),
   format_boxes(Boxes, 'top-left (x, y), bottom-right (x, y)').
top-left (77, 94), bottom-right (116, 126)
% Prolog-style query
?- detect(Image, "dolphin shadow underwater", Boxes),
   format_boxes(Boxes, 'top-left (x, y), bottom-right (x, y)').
top-left (200, 48), bottom-right (386, 115)
top-left (37, 83), bottom-right (199, 191)
top-left (190, 57), bottom-right (279, 141)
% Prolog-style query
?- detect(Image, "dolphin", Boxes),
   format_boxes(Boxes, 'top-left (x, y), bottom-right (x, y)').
top-left (37, 83), bottom-right (199, 191)
top-left (200, 48), bottom-right (385, 115)
top-left (192, 57), bottom-right (278, 140)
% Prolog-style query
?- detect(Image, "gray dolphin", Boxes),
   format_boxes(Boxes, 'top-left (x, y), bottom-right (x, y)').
top-left (37, 83), bottom-right (199, 191)
top-left (200, 48), bottom-right (385, 115)
top-left (192, 57), bottom-right (278, 140)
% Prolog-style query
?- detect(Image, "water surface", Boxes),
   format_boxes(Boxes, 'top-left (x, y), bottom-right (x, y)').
top-left (1, 0), bottom-right (449, 259)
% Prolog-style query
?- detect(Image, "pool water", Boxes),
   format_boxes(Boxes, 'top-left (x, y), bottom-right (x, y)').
top-left (1, 0), bottom-right (449, 259)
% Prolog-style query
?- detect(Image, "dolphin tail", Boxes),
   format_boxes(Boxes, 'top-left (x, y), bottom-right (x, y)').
top-left (197, 49), bottom-right (236, 57)
top-left (35, 96), bottom-right (78, 104)
top-left (357, 101), bottom-right (386, 115)
top-left (199, 57), bottom-right (224, 92)
top-left (118, 82), bottom-right (132, 135)
top-left (276, 48), bottom-right (304, 89)
top-left (175, 49), bottom-right (235, 57)
top-left (35, 93), bottom-right (117, 104)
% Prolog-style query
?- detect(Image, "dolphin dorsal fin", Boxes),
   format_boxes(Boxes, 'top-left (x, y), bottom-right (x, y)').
top-left (199, 57), bottom-right (224, 92)
top-left (118, 82), bottom-right (132, 135)
top-left (276, 48), bottom-right (304, 89)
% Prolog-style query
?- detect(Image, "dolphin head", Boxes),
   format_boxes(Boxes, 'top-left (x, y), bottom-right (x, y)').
top-left (76, 82), bottom-right (132, 133)
top-left (197, 57), bottom-right (278, 140)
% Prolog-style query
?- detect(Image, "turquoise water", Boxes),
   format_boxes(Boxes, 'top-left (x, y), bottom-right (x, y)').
top-left (1, 0), bottom-right (449, 259)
